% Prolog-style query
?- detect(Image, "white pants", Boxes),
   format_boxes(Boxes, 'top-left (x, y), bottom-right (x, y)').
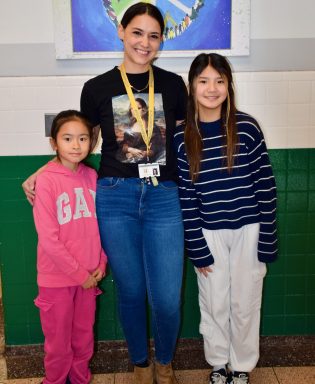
top-left (196, 223), bottom-right (266, 372)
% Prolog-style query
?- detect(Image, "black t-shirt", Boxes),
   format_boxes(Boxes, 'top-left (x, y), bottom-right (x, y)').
top-left (80, 65), bottom-right (187, 181)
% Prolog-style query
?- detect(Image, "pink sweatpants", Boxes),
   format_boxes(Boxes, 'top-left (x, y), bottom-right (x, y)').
top-left (35, 286), bottom-right (101, 384)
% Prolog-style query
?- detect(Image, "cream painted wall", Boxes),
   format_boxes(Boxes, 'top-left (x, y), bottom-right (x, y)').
top-left (251, 0), bottom-right (315, 39)
top-left (0, 1), bottom-right (54, 44)
top-left (1, 70), bottom-right (315, 155)
top-left (1, 0), bottom-right (315, 45)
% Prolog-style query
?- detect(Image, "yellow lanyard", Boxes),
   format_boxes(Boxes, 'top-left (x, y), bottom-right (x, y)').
top-left (119, 64), bottom-right (154, 158)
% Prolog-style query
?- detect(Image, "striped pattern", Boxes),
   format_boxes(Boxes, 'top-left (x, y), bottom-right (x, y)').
top-left (174, 112), bottom-right (278, 268)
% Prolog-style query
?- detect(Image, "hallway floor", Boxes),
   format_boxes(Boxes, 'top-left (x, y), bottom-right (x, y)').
top-left (2, 366), bottom-right (315, 384)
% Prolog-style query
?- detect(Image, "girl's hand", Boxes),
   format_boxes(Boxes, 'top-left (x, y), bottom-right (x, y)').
top-left (92, 268), bottom-right (104, 282)
top-left (22, 174), bottom-right (37, 205)
top-left (82, 275), bottom-right (97, 289)
top-left (197, 266), bottom-right (213, 277)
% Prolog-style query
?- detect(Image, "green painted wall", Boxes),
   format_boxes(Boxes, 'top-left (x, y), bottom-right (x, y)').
top-left (0, 149), bottom-right (314, 345)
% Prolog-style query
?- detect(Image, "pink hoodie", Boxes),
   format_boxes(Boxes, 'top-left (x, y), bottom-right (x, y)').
top-left (33, 161), bottom-right (107, 287)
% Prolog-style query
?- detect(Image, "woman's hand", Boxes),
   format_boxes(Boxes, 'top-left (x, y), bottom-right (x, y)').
top-left (197, 266), bottom-right (213, 277)
top-left (21, 163), bottom-right (50, 205)
top-left (22, 174), bottom-right (37, 205)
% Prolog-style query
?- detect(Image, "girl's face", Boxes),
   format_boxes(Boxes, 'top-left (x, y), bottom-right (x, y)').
top-left (118, 14), bottom-right (162, 73)
top-left (194, 65), bottom-right (228, 122)
top-left (51, 120), bottom-right (91, 171)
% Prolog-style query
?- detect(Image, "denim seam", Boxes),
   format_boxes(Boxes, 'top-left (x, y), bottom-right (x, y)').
top-left (142, 245), bottom-right (164, 363)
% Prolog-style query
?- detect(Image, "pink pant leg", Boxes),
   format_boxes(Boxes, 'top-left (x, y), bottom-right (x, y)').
top-left (68, 287), bottom-right (99, 384)
top-left (35, 286), bottom-right (76, 384)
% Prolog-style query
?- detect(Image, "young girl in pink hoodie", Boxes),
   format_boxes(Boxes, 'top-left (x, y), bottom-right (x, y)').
top-left (33, 110), bottom-right (107, 384)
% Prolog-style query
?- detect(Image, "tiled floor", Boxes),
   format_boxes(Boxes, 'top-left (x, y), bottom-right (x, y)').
top-left (2, 366), bottom-right (315, 384)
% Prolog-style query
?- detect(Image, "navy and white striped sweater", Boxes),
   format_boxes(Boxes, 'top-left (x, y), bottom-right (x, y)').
top-left (174, 112), bottom-right (277, 268)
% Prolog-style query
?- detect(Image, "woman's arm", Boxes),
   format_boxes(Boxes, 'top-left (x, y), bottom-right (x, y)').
top-left (22, 162), bottom-right (51, 205)
top-left (91, 124), bottom-right (101, 152)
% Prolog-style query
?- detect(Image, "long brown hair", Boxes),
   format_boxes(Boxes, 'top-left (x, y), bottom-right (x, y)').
top-left (185, 53), bottom-right (238, 181)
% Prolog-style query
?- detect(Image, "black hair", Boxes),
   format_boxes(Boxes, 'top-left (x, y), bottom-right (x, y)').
top-left (120, 2), bottom-right (164, 35)
top-left (50, 109), bottom-right (94, 156)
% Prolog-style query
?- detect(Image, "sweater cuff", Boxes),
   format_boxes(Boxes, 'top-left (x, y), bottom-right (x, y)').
top-left (258, 228), bottom-right (278, 263)
top-left (185, 234), bottom-right (214, 268)
top-left (258, 249), bottom-right (277, 263)
top-left (190, 255), bottom-right (214, 268)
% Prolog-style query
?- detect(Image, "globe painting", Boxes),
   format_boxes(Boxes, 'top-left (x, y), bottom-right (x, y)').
top-left (71, 0), bottom-right (232, 53)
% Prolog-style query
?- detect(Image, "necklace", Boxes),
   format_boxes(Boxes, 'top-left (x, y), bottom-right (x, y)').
top-left (119, 64), bottom-right (150, 93)
top-left (130, 80), bottom-right (149, 93)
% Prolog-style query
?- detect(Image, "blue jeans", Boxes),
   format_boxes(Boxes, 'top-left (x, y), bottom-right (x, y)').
top-left (96, 177), bottom-right (184, 365)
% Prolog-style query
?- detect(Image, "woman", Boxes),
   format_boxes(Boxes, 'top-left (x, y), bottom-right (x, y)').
top-left (23, 3), bottom-right (187, 384)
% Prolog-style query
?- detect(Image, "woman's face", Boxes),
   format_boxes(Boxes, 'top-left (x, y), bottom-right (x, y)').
top-left (118, 14), bottom-right (162, 73)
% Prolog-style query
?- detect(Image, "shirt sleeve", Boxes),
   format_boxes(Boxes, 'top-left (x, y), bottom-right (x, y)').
top-left (33, 176), bottom-right (90, 285)
top-left (175, 76), bottom-right (188, 121)
top-left (174, 128), bottom-right (214, 268)
top-left (247, 121), bottom-right (278, 262)
top-left (80, 82), bottom-right (99, 127)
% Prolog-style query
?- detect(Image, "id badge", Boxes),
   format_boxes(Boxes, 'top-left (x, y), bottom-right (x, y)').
top-left (138, 163), bottom-right (160, 178)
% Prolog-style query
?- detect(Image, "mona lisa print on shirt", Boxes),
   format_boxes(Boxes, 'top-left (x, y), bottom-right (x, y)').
top-left (112, 94), bottom-right (166, 165)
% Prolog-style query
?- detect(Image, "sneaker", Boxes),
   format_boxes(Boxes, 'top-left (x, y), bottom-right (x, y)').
top-left (209, 368), bottom-right (228, 384)
top-left (228, 371), bottom-right (249, 384)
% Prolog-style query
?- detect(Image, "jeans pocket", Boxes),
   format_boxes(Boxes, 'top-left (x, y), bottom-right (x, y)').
top-left (97, 177), bottom-right (121, 189)
top-left (159, 180), bottom-right (178, 190)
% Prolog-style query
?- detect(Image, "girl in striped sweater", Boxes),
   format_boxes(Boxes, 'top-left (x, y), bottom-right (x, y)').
top-left (174, 53), bottom-right (277, 384)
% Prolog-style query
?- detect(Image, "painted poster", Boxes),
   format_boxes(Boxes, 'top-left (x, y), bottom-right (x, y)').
top-left (53, 0), bottom-right (250, 58)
